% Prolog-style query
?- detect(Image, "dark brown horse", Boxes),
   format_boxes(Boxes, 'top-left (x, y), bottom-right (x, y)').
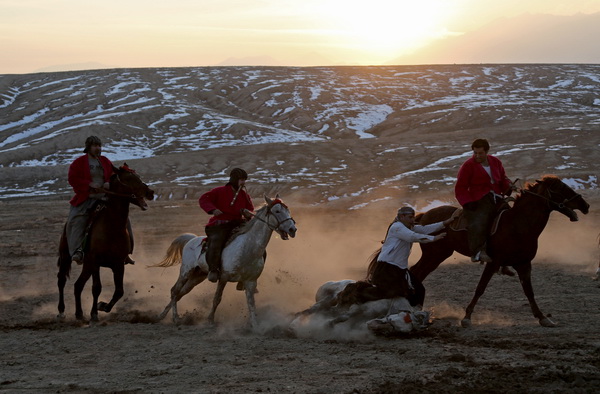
top-left (410, 175), bottom-right (590, 327)
top-left (57, 164), bottom-right (154, 322)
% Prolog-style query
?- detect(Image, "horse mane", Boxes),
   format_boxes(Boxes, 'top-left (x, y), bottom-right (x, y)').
top-left (227, 203), bottom-right (270, 240)
top-left (513, 174), bottom-right (560, 203)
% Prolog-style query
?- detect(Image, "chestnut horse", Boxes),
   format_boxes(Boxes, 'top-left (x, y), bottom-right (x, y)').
top-left (410, 175), bottom-right (589, 327)
top-left (57, 164), bottom-right (154, 322)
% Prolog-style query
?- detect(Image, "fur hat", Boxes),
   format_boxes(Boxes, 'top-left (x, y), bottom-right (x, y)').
top-left (83, 135), bottom-right (102, 153)
top-left (228, 168), bottom-right (248, 185)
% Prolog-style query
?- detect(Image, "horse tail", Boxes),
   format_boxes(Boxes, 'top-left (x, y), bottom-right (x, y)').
top-left (365, 248), bottom-right (382, 282)
top-left (151, 233), bottom-right (196, 268)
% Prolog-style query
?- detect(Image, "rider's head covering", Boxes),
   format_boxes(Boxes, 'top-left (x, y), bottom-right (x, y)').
top-left (83, 135), bottom-right (102, 153)
top-left (397, 206), bottom-right (415, 216)
top-left (228, 168), bottom-right (248, 185)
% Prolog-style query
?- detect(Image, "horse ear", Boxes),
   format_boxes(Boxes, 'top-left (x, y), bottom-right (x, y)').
top-left (275, 193), bottom-right (280, 200)
top-left (264, 195), bottom-right (273, 205)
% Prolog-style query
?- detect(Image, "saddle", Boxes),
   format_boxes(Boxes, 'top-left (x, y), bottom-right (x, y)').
top-left (450, 199), bottom-right (512, 236)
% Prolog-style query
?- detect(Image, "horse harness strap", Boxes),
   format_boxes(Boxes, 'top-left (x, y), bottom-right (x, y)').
top-left (521, 187), bottom-right (581, 210)
top-left (245, 203), bottom-right (295, 232)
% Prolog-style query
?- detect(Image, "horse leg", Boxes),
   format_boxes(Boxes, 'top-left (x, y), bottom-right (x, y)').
top-left (207, 280), bottom-right (228, 325)
top-left (57, 225), bottom-right (71, 320)
top-left (158, 268), bottom-right (205, 323)
top-left (513, 263), bottom-right (556, 327)
top-left (410, 244), bottom-right (454, 282)
top-left (461, 263), bottom-right (497, 328)
top-left (90, 269), bottom-right (102, 322)
top-left (244, 281), bottom-right (258, 329)
top-left (98, 265), bottom-right (125, 314)
top-left (73, 266), bottom-right (93, 321)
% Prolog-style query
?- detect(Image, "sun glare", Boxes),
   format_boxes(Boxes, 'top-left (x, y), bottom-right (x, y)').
top-left (318, 0), bottom-right (453, 62)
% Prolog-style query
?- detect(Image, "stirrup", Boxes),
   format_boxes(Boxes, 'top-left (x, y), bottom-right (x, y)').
top-left (207, 270), bottom-right (220, 283)
top-left (72, 251), bottom-right (84, 265)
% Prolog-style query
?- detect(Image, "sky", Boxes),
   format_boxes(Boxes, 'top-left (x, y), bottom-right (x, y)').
top-left (1, 0), bottom-right (600, 74)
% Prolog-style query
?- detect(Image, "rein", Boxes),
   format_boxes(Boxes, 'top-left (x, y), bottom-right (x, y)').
top-left (101, 174), bottom-right (146, 200)
top-left (246, 203), bottom-right (295, 232)
top-left (520, 185), bottom-right (581, 210)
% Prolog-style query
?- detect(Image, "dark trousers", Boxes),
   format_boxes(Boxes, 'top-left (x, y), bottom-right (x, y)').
top-left (463, 193), bottom-right (497, 256)
top-left (369, 261), bottom-right (425, 307)
top-left (204, 221), bottom-right (241, 272)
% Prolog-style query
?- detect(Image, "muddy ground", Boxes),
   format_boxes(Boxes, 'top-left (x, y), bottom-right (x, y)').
top-left (1, 197), bottom-right (599, 393)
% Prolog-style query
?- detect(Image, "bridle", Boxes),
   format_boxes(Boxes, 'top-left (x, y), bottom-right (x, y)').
top-left (103, 174), bottom-right (148, 201)
top-left (247, 201), bottom-right (295, 232)
top-left (521, 182), bottom-right (582, 210)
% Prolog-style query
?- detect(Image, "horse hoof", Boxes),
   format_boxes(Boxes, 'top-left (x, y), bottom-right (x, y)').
top-left (56, 313), bottom-right (65, 321)
top-left (98, 301), bottom-right (109, 312)
top-left (539, 317), bottom-right (557, 327)
top-left (461, 318), bottom-right (472, 328)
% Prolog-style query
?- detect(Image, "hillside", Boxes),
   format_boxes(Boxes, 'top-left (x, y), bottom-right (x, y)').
top-left (0, 64), bottom-right (598, 209)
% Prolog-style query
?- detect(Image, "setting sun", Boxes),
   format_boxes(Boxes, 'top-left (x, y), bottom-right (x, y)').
top-left (316, 0), bottom-right (455, 62)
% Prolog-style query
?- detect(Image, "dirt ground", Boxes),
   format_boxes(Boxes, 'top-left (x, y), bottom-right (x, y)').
top-left (1, 196), bottom-right (599, 393)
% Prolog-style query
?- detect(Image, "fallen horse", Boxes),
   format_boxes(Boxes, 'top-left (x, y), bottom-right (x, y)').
top-left (290, 280), bottom-right (431, 337)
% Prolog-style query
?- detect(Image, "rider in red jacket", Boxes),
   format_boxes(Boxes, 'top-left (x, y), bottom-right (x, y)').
top-left (66, 136), bottom-right (135, 265)
top-left (455, 139), bottom-right (512, 263)
top-left (199, 168), bottom-right (254, 282)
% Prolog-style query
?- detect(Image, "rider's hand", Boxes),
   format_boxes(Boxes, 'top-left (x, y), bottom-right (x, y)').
top-left (433, 233), bottom-right (447, 241)
top-left (212, 209), bottom-right (223, 216)
top-left (102, 182), bottom-right (110, 190)
top-left (241, 209), bottom-right (253, 219)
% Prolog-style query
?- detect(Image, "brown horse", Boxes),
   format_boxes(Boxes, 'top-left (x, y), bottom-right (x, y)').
top-left (409, 175), bottom-right (590, 327)
top-left (57, 164), bottom-right (154, 322)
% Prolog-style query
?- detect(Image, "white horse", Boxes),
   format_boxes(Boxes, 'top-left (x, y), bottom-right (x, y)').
top-left (155, 195), bottom-right (297, 328)
top-left (290, 280), bottom-right (430, 336)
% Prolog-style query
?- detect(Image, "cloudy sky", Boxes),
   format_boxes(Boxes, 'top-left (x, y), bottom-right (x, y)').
top-left (1, 0), bottom-right (599, 74)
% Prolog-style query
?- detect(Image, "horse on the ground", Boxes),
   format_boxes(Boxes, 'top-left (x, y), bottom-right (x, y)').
top-left (409, 175), bottom-right (589, 327)
top-left (290, 279), bottom-right (430, 336)
top-left (57, 164), bottom-right (154, 322)
top-left (155, 195), bottom-right (297, 329)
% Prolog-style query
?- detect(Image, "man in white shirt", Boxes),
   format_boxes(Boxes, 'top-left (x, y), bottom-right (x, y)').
top-left (369, 206), bottom-right (457, 309)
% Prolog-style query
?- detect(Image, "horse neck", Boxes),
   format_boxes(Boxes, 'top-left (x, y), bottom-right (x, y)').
top-left (509, 194), bottom-right (552, 237)
top-left (104, 197), bottom-right (130, 227)
top-left (239, 209), bottom-right (275, 249)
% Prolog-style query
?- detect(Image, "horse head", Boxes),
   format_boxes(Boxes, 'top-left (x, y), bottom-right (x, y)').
top-left (265, 194), bottom-right (297, 240)
top-left (110, 163), bottom-right (155, 210)
top-left (531, 176), bottom-right (590, 221)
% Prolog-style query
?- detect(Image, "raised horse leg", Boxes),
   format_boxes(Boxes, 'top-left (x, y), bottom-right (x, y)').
top-left (98, 265), bottom-right (125, 315)
top-left (410, 244), bottom-right (454, 282)
top-left (513, 263), bottom-right (556, 327)
top-left (461, 262), bottom-right (497, 328)
top-left (158, 268), bottom-right (206, 323)
top-left (207, 280), bottom-right (228, 325)
top-left (244, 281), bottom-right (258, 329)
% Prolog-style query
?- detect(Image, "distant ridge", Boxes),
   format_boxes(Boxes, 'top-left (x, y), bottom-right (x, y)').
top-left (389, 12), bottom-right (600, 65)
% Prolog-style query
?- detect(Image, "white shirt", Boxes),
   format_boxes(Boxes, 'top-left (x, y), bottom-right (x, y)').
top-left (378, 221), bottom-right (445, 269)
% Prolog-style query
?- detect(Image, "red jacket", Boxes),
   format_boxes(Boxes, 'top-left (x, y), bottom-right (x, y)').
top-left (199, 184), bottom-right (254, 227)
top-left (68, 154), bottom-right (113, 206)
top-left (455, 154), bottom-right (511, 206)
